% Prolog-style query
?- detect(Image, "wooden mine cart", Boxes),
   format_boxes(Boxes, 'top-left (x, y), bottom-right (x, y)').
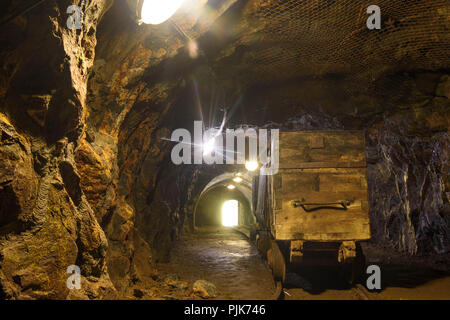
top-left (252, 131), bottom-right (370, 284)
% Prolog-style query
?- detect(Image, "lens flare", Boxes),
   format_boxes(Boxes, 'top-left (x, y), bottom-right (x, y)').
top-left (141, 0), bottom-right (185, 25)
top-left (187, 40), bottom-right (199, 59)
top-left (202, 138), bottom-right (215, 155)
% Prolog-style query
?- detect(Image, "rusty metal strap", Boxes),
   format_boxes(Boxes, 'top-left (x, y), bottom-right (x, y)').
top-left (291, 200), bottom-right (354, 212)
top-left (279, 161), bottom-right (367, 169)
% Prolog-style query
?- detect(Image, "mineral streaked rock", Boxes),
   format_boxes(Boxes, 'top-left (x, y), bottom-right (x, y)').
top-left (0, 112), bottom-right (117, 299)
top-left (193, 280), bottom-right (219, 299)
top-left (0, 0), bottom-right (117, 299)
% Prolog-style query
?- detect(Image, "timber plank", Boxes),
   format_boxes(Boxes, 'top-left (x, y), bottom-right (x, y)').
top-left (278, 131), bottom-right (366, 169)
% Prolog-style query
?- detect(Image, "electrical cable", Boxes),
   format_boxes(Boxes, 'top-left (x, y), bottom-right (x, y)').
top-left (169, 18), bottom-right (191, 42)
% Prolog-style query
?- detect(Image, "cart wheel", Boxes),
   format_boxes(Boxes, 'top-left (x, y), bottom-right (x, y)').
top-left (256, 231), bottom-right (271, 258)
top-left (271, 241), bottom-right (286, 284)
top-left (341, 243), bottom-right (366, 285)
top-left (267, 249), bottom-right (273, 268)
top-left (250, 226), bottom-right (257, 241)
top-left (353, 243), bottom-right (366, 283)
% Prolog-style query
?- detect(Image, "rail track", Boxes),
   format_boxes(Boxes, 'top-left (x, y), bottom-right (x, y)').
top-left (241, 228), bottom-right (373, 300)
top-left (272, 279), bottom-right (372, 300)
top-left (352, 284), bottom-right (371, 300)
top-left (272, 281), bottom-right (284, 300)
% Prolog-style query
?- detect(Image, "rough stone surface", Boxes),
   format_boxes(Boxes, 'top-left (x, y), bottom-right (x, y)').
top-left (0, 0), bottom-right (116, 299)
top-left (193, 280), bottom-right (219, 299)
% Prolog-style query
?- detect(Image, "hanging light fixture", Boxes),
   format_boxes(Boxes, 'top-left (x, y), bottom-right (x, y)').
top-left (131, 0), bottom-right (186, 25)
top-left (233, 176), bottom-right (243, 183)
top-left (245, 161), bottom-right (259, 172)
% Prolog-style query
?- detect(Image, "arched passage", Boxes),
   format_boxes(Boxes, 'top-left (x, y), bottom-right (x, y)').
top-left (193, 172), bottom-right (256, 230)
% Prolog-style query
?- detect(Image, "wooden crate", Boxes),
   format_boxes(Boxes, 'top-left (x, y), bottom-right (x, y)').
top-left (268, 131), bottom-right (370, 242)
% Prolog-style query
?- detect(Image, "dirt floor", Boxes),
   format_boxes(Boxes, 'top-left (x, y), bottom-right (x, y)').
top-left (155, 227), bottom-right (450, 300)
top-left (156, 227), bottom-right (276, 299)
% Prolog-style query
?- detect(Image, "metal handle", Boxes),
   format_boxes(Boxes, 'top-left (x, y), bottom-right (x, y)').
top-left (292, 199), bottom-right (354, 212)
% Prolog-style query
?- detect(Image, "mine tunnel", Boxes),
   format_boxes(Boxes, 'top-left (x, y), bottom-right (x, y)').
top-left (0, 0), bottom-right (449, 301)
top-left (194, 173), bottom-right (254, 229)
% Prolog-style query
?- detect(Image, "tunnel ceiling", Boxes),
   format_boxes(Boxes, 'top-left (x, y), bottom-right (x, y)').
top-left (209, 0), bottom-right (450, 88)
top-left (140, 0), bottom-right (450, 89)
top-left (202, 172), bottom-right (252, 194)
top-left (134, 0), bottom-right (449, 128)
top-left (198, 172), bottom-right (253, 209)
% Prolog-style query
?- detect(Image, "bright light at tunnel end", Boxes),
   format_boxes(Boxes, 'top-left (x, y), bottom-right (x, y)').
top-left (140, 0), bottom-right (186, 25)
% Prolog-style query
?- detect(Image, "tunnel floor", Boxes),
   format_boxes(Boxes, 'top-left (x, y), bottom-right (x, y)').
top-left (156, 227), bottom-right (276, 299)
top-left (154, 227), bottom-right (450, 300)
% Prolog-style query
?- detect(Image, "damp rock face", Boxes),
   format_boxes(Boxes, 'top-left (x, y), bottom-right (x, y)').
top-left (0, 0), bottom-right (117, 299)
top-left (193, 280), bottom-right (219, 299)
top-left (0, 0), bottom-right (231, 299)
top-left (366, 108), bottom-right (450, 255)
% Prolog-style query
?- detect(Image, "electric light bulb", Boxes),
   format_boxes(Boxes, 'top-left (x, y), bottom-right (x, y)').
top-left (245, 161), bottom-right (259, 172)
top-left (233, 177), bottom-right (243, 183)
top-left (227, 185), bottom-right (236, 190)
top-left (140, 0), bottom-right (185, 25)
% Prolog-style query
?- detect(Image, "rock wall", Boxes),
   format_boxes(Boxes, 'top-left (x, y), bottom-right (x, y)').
top-left (367, 124), bottom-right (449, 255)
top-left (75, 0), bottom-right (234, 296)
top-left (366, 76), bottom-right (450, 254)
top-left (0, 0), bottom-right (116, 299)
top-left (0, 0), bottom-right (196, 299)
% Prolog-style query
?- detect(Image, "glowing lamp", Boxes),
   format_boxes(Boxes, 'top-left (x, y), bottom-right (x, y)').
top-left (139, 0), bottom-right (185, 25)
top-left (245, 161), bottom-right (259, 172)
